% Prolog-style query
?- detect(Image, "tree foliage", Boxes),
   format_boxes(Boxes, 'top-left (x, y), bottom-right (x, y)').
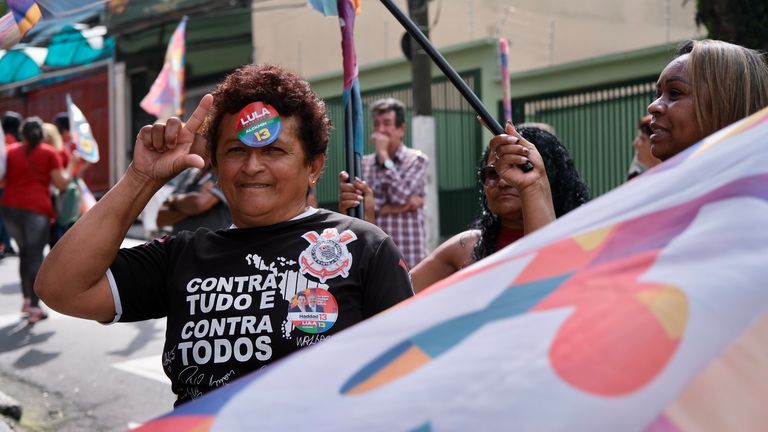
top-left (694, 0), bottom-right (768, 51)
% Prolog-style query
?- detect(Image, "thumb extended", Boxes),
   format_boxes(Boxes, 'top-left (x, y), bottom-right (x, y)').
top-left (172, 153), bottom-right (205, 176)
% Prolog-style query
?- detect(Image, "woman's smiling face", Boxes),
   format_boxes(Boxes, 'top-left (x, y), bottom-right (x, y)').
top-left (647, 54), bottom-right (705, 161)
top-left (214, 114), bottom-right (324, 227)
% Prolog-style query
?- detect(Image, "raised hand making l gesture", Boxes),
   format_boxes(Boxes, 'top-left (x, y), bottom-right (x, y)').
top-left (131, 94), bottom-right (212, 184)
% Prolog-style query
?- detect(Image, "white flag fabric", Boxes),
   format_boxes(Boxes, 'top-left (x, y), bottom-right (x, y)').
top-left (136, 107), bottom-right (768, 432)
top-left (66, 93), bottom-right (99, 163)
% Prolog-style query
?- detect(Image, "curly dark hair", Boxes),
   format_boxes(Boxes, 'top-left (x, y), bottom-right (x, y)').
top-left (471, 126), bottom-right (590, 262)
top-left (205, 64), bottom-right (332, 166)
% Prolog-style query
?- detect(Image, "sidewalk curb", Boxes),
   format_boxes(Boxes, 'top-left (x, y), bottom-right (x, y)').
top-left (0, 389), bottom-right (22, 422)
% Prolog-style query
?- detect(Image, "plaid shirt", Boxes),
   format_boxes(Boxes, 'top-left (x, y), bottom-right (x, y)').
top-left (361, 144), bottom-right (428, 268)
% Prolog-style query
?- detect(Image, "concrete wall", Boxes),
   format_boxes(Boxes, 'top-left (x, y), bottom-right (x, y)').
top-left (251, 0), bottom-right (703, 79)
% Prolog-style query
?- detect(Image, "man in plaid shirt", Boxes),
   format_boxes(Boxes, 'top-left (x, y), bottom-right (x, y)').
top-left (359, 98), bottom-right (428, 268)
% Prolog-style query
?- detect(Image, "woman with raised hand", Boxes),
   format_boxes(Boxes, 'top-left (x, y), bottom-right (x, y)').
top-left (411, 125), bottom-right (589, 292)
top-left (36, 65), bottom-right (413, 406)
top-left (340, 125), bottom-right (589, 293)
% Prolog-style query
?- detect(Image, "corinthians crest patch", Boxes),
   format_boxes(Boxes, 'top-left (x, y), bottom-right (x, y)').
top-left (299, 228), bottom-right (357, 283)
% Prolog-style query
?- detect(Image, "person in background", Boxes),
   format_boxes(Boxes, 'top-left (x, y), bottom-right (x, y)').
top-left (43, 122), bottom-right (85, 246)
top-left (43, 122), bottom-right (68, 166)
top-left (1, 117), bottom-right (73, 323)
top-left (36, 64), bottom-right (413, 405)
top-left (2, 112), bottom-right (21, 144)
top-left (341, 125), bottom-right (590, 293)
top-left (627, 115), bottom-right (660, 180)
top-left (357, 97), bottom-right (428, 268)
top-left (52, 113), bottom-right (88, 178)
top-left (648, 39), bottom-right (768, 162)
top-left (0, 111), bottom-right (22, 258)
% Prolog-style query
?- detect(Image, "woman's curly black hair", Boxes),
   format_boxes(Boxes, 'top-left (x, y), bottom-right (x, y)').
top-left (471, 126), bottom-right (590, 262)
top-left (205, 64), bottom-right (332, 166)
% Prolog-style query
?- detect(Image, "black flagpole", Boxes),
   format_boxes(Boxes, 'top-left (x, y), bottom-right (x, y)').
top-left (345, 100), bottom-right (363, 219)
top-left (379, 0), bottom-right (533, 172)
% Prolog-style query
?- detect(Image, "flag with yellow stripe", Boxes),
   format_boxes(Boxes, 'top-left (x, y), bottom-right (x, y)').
top-left (9, 0), bottom-right (42, 37)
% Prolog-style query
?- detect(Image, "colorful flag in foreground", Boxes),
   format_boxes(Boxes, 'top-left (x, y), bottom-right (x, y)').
top-left (499, 37), bottom-right (512, 123)
top-left (140, 16), bottom-right (186, 120)
top-left (136, 107), bottom-right (768, 431)
top-left (66, 93), bottom-right (99, 163)
top-left (0, 0), bottom-right (42, 49)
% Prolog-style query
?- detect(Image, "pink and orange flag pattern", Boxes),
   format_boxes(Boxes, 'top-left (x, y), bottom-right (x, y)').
top-left (137, 107), bottom-right (768, 431)
top-left (140, 16), bottom-right (187, 120)
top-left (0, 0), bottom-right (42, 49)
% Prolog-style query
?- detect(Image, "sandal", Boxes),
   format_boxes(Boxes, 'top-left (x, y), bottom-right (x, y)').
top-left (27, 307), bottom-right (48, 324)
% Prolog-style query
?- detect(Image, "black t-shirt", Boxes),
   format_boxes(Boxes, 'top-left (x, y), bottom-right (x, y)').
top-left (109, 209), bottom-right (413, 405)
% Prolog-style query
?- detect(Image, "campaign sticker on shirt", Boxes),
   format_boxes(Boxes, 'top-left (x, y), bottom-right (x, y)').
top-left (299, 228), bottom-right (358, 283)
top-left (287, 288), bottom-right (338, 334)
top-left (235, 101), bottom-right (281, 147)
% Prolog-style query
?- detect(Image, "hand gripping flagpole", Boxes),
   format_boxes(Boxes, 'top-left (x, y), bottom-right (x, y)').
top-left (379, 0), bottom-right (533, 172)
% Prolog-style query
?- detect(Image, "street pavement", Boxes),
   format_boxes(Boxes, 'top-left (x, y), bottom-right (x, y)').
top-left (0, 232), bottom-right (176, 431)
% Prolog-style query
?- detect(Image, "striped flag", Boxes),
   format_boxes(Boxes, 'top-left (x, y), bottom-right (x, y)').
top-left (0, 14), bottom-right (21, 50)
top-left (308, 0), bottom-right (364, 217)
top-left (140, 16), bottom-right (187, 120)
top-left (337, 0), bottom-right (363, 177)
top-left (9, 0), bottom-right (42, 37)
top-left (0, 0), bottom-right (42, 49)
top-left (133, 108), bottom-right (768, 430)
top-left (499, 37), bottom-right (512, 123)
top-left (66, 93), bottom-right (100, 163)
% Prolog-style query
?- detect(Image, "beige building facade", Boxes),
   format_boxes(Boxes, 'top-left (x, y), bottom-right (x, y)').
top-left (251, 0), bottom-right (704, 79)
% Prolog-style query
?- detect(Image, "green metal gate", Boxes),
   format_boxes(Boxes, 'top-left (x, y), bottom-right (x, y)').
top-left (317, 71), bottom-right (484, 238)
top-left (511, 79), bottom-right (657, 196)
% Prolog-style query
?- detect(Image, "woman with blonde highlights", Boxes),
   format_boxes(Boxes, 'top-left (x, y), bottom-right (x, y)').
top-left (648, 39), bottom-right (768, 161)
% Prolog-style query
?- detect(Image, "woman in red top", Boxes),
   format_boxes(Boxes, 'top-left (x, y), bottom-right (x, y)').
top-left (1, 117), bottom-right (72, 323)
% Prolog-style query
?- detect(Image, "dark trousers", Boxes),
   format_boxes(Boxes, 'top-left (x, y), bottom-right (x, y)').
top-left (0, 189), bottom-right (14, 252)
top-left (1, 207), bottom-right (50, 307)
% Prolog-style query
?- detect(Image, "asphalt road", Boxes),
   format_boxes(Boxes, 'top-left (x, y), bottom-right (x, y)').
top-left (0, 236), bottom-right (176, 431)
